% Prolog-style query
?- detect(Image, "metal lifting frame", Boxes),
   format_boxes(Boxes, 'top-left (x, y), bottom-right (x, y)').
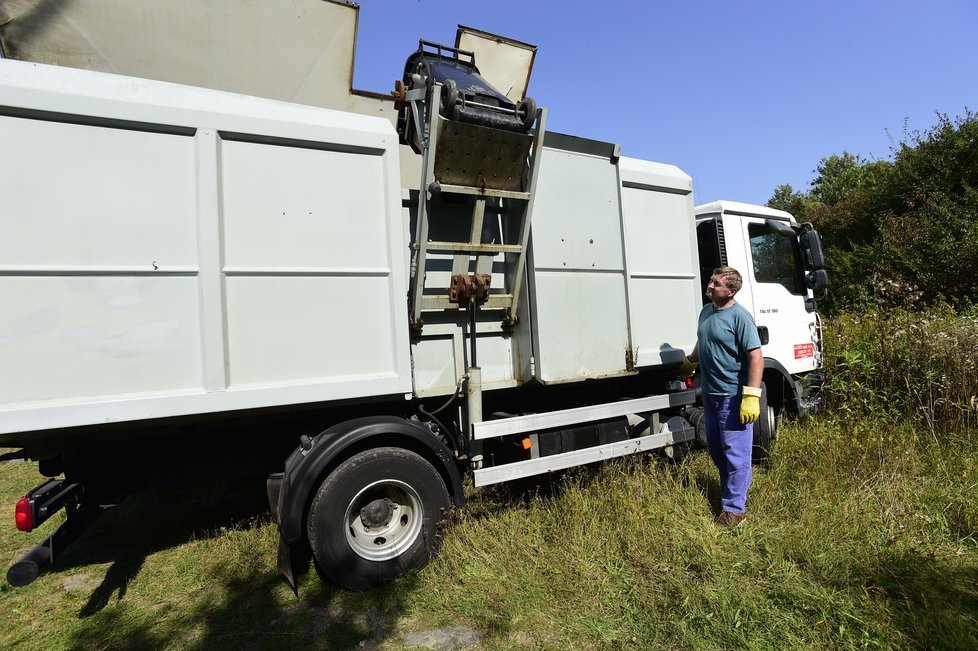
top-left (407, 82), bottom-right (547, 329)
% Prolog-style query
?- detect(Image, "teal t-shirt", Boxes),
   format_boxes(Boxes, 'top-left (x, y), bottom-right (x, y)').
top-left (696, 302), bottom-right (761, 396)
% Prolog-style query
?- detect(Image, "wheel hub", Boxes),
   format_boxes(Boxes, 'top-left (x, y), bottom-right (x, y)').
top-left (345, 479), bottom-right (424, 562)
top-left (360, 497), bottom-right (395, 528)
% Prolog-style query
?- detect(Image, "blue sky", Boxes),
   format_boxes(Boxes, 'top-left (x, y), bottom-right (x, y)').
top-left (352, 0), bottom-right (978, 207)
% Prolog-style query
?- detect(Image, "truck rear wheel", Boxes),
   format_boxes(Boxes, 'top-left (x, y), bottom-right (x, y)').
top-left (686, 406), bottom-right (706, 447)
top-left (307, 447), bottom-right (451, 590)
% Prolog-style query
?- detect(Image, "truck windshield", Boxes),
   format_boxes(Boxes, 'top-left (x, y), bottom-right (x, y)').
top-left (748, 223), bottom-right (805, 296)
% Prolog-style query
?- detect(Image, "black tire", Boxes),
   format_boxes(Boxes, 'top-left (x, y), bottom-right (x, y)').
top-left (517, 96), bottom-right (537, 131)
top-left (440, 79), bottom-right (460, 118)
top-left (307, 447), bottom-right (451, 590)
top-left (686, 406), bottom-right (706, 448)
top-left (752, 382), bottom-right (776, 464)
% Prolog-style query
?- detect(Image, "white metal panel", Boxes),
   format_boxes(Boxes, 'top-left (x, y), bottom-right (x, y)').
top-left (0, 0), bottom-right (369, 112)
top-left (410, 320), bottom-right (525, 397)
top-left (456, 27), bottom-right (536, 103)
top-left (528, 143), bottom-right (631, 383)
top-left (0, 61), bottom-right (411, 436)
top-left (224, 276), bottom-right (400, 386)
top-left (622, 189), bottom-right (695, 275)
top-left (618, 158), bottom-right (699, 368)
top-left (528, 147), bottom-right (625, 271)
top-left (0, 60), bottom-right (395, 149)
top-left (221, 140), bottom-right (390, 270)
top-left (0, 277), bottom-right (203, 403)
top-left (0, 116), bottom-right (197, 268)
top-left (532, 271), bottom-right (630, 382)
top-left (627, 278), bottom-right (699, 367)
top-left (219, 136), bottom-right (406, 390)
top-left (411, 331), bottom-right (464, 397)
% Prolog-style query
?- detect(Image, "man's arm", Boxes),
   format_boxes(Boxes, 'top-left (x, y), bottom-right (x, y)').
top-left (740, 347), bottom-right (765, 425)
top-left (678, 343), bottom-right (699, 378)
top-left (746, 347), bottom-right (763, 388)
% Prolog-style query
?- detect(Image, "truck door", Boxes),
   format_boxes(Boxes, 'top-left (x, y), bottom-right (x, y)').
top-left (741, 220), bottom-right (820, 376)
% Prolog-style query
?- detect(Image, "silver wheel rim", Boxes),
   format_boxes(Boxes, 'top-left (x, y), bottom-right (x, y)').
top-left (344, 479), bottom-right (424, 562)
top-left (763, 405), bottom-right (776, 439)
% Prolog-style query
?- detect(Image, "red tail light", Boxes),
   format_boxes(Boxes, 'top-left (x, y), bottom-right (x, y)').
top-left (15, 497), bottom-right (32, 532)
top-left (684, 377), bottom-right (694, 389)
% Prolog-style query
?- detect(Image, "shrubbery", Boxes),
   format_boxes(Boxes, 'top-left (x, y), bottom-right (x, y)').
top-left (770, 110), bottom-right (978, 315)
top-left (822, 304), bottom-right (978, 429)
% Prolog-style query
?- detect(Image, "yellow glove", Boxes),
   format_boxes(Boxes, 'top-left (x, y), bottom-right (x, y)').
top-left (677, 355), bottom-right (698, 378)
top-left (740, 386), bottom-right (762, 424)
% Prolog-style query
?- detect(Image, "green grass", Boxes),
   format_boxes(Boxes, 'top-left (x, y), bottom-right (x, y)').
top-left (2, 415), bottom-right (976, 650)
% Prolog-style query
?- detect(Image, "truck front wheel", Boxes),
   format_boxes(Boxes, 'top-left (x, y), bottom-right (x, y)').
top-left (307, 447), bottom-right (451, 590)
top-left (752, 382), bottom-right (776, 464)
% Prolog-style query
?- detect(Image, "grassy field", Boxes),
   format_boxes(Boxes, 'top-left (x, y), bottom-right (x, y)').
top-left (2, 413), bottom-right (976, 650)
top-left (3, 306), bottom-right (978, 649)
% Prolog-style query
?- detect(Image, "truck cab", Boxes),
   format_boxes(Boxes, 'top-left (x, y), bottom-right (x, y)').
top-left (695, 201), bottom-right (827, 425)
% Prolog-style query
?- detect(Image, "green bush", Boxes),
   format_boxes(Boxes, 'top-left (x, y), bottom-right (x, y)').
top-left (822, 303), bottom-right (978, 430)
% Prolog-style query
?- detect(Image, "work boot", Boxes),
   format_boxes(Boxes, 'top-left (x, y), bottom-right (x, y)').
top-left (715, 511), bottom-right (747, 528)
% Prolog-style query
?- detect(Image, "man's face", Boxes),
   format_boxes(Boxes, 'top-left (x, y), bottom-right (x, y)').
top-left (707, 274), bottom-right (735, 304)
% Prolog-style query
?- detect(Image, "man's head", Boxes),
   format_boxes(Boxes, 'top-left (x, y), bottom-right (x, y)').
top-left (706, 266), bottom-right (742, 307)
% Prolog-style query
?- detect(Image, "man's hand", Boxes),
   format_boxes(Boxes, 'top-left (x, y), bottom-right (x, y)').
top-left (678, 356), bottom-right (698, 378)
top-left (741, 386), bottom-right (762, 424)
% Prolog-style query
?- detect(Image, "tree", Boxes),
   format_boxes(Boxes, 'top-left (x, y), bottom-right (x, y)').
top-left (768, 183), bottom-right (812, 219)
top-left (767, 110), bottom-right (978, 313)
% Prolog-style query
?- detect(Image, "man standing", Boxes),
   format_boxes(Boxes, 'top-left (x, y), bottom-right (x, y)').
top-left (679, 266), bottom-right (763, 528)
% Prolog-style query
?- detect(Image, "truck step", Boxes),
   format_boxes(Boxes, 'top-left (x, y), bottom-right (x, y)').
top-left (472, 421), bottom-right (695, 487)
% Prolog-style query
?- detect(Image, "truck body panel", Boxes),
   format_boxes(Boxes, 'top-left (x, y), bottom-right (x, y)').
top-left (0, 60), bottom-right (411, 439)
top-left (0, 0), bottom-right (373, 117)
top-left (0, 60), bottom-right (706, 441)
top-left (528, 137), bottom-right (633, 383)
top-left (619, 157), bottom-right (699, 369)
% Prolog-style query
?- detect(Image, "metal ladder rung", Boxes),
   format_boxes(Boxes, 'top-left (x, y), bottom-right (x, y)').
top-left (421, 294), bottom-right (515, 311)
top-left (434, 184), bottom-right (531, 201)
top-left (426, 241), bottom-right (523, 254)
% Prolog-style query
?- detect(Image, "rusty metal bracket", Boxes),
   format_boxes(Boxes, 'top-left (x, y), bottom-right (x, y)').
top-left (392, 79), bottom-right (407, 110)
top-left (449, 274), bottom-right (491, 305)
top-left (625, 347), bottom-right (636, 373)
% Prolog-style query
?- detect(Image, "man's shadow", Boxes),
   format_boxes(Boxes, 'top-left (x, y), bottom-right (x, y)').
top-left (78, 556), bottom-right (145, 617)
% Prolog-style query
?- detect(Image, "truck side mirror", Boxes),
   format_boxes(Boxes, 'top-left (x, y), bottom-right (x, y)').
top-left (806, 269), bottom-right (829, 290)
top-left (801, 230), bottom-right (826, 270)
top-left (806, 269), bottom-right (829, 303)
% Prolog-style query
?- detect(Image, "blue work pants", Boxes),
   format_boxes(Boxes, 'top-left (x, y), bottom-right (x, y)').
top-left (703, 393), bottom-right (753, 514)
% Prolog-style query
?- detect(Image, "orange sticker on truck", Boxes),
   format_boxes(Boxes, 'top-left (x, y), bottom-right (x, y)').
top-left (794, 343), bottom-right (814, 359)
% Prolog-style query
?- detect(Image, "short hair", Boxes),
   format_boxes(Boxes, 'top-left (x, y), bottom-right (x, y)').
top-left (712, 266), bottom-right (743, 292)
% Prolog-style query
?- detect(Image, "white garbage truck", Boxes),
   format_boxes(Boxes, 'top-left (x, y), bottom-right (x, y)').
top-left (0, 0), bottom-right (827, 590)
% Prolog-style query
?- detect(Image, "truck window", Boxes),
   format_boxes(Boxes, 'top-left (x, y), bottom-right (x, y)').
top-left (748, 223), bottom-right (805, 295)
